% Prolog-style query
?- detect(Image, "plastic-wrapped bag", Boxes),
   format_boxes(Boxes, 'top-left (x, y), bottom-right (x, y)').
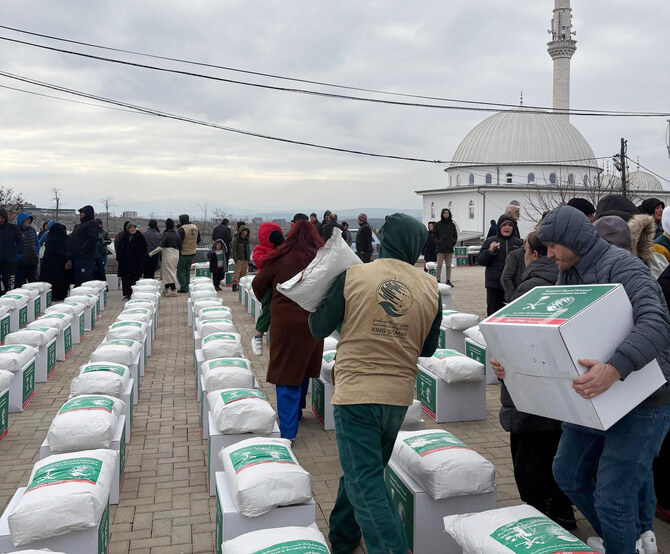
top-left (207, 388), bottom-right (276, 434)
top-left (116, 308), bottom-right (152, 325)
top-left (202, 358), bottom-right (255, 391)
top-left (220, 437), bottom-right (312, 517)
top-left (5, 327), bottom-right (58, 347)
top-left (70, 362), bottom-right (130, 397)
top-left (45, 302), bottom-right (85, 317)
top-left (321, 351), bottom-right (336, 383)
top-left (198, 306), bottom-right (232, 321)
top-left (8, 449), bottom-right (117, 546)
top-left (193, 299), bottom-right (224, 318)
top-left (90, 339), bottom-right (142, 366)
top-left (443, 505), bottom-right (592, 554)
top-left (0, 369), bottom-right (12, 390)
top-left (392, 429), bottom-right (496, 500)
top-left (402, 400), bottom-right (423, 425)
top-left (277, 228), bottom-right (361, 312)
top-left (0, 294), bottom-right (28, 310)
top-left (419, 349), bottom-right (484, 383)
top-left (222, 525), bottom-right (329, 554)
top-left (0, 345), bottom-right (37, 372)
top-left (463, 324), bottom-right (486, 346)
top-left (323, 335), bottom-right (338, 352)
top-left (30, 313), bottom-right (72, 331)
top-left (191, 289), bottom-right (219, 301)
top-left (106, 321), bottom-right (148, 343)
top-left (196, 319), bottom-right (237, 338)
top-left (202, 333), bottom-right (243, 360)
top-left (441, 310), bottom-right (479, 331)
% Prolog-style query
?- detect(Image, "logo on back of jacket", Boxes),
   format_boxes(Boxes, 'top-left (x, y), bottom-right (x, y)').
top-left (371, 278), bottom-right (413, 339)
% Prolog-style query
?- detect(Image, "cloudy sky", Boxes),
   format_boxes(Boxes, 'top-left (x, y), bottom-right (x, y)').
top-left (1, 0), bottom-right (668, 219)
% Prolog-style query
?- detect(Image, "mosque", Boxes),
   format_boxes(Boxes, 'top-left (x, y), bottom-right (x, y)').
top-left (416, 0), bottom-right (667, 238)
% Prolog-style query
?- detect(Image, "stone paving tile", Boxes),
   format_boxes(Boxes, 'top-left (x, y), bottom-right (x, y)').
top-left (0, 264), bottom-right (667, 553)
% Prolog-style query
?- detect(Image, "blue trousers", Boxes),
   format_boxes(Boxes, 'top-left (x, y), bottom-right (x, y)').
top-left (553, 406), bottom-right (670, 553)
top-left (275, 378), bottom-right (309, 439)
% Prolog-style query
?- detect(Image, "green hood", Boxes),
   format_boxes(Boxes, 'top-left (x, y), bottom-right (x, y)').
top-left (378, 213), bottom-right (427, 264)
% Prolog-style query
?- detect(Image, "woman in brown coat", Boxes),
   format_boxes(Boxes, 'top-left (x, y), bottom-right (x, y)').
top-left (252, 221), bottom-right (324, 439)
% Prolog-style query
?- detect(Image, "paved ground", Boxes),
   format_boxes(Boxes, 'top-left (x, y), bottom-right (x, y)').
top-left (0, 264), bottom-right (668, 553)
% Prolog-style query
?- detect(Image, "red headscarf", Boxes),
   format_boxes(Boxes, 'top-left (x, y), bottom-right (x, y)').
top-left (261, 221), bottom-right (323, 266)
top-left (253, 222), bottom-right (283, 270)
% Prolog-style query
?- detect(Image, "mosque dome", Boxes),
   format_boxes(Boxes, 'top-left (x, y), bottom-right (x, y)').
top-left (597, 172), bottom-right (622, 188)
top-left (449, 109), bottom-right (599, 170)
top-left (628, 170), bottom-right (663, 191)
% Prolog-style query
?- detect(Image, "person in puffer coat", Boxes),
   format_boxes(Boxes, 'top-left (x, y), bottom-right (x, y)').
top-left (207, 239), bottom-right (228, 291)
top-left (15, 212), bottom-right (39, 287)
top-left (494, 205), bottom-right (670, 553)
top-left (478, 214), bottom-right (523, 315)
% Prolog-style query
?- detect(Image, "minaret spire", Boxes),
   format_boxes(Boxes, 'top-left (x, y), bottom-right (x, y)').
top-left (547, 0), bottom-right (577, 120)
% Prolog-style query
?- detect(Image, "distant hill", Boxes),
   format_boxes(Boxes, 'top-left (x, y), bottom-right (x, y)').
top-left (235, 207), bottom-right (422, 220)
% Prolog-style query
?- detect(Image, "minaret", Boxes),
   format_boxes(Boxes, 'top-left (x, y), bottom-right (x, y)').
top-left (547, 0), bottom-right (577, 120)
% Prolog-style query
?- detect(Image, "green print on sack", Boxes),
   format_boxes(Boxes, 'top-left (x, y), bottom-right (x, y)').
top-left (323, 352), bottom-right (336, 363)
top-left (403, 431), bottom-right (468, 457)
top-left (208, 359), bottom-right (248, 370)
top-left (203, 333), bottom-right (237, 344)
top-left (490, 516), bottom-right (595, 553)
top-left (83, 364), bottom-right (125, 376)
top-left (26, 457), bottom-right (103, 491)
top-left (219, 389), bottom-right (266, 405)
top-left (432, 349), bottom-right (465, 359)
top-left (229, 444), bottom-right (295, 474)
top-left (0, 345), bottom-right (27, 354)
top-left (254, 541), bottom-right (330, 554)
top-left (106, 339), bottom-right (135, 347)
top-left (112, 321), bottom-right (142, 328)
top-left (59, 396), bottom-right (115, 415)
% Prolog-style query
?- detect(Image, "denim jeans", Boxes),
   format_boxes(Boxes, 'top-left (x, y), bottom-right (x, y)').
top-left (329, 404), bottom-right (408, 554)
top-left (275, 378), bottom-right (309, 439)
top-left (553, 406), bottom-right (670, 553)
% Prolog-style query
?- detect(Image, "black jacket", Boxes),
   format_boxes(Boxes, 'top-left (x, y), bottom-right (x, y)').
top-left (434, 217), bottom-right (458, 253)
top-left (159, 229), bottom-right (182, 250)
top-left (208, 240), bottom-right (228, 273)
top-left (116, 232), bottom-right (147, 277)
top-left (67, 206), bottom-right (99, 260)
top-left (422, 230), bottom-right (437, 262)
top-left (355, 222), bottom-right (373, 253)
top-left (212, 224), bottom-right (232, 249)
top-left (322, 221), bottom-right (344, 242)
top-left (40, 223), bottom-right (70, 300)
top-left (0, 209), bottom-right (23, 265)
top-left (499, 256), bottom-right (562, 433)
top-left (478, 233), bottom-right (523, 289)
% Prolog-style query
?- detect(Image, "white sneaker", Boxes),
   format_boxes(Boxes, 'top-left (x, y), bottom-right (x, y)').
top-left (251, 335), bottom-right (263, 356)
top-left (641, 531), bottom-right (657, 554)
top-left (586, 537), bottom-right (605, 553)
top-left (635, 538), bottom-right (645, 554)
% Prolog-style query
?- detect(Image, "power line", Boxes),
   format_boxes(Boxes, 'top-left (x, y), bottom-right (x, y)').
top-left (1, 33), bottom-right (669, 118)
top-left (2, 24), bottom-right (666, 117)
top-left (625, 155), bottom-right (670, 184)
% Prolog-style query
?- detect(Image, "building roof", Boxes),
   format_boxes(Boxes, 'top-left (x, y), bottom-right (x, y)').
top-left (448, 109), bottom-right (599, 170)
top-left (628, 170), bottom-right (664, 191)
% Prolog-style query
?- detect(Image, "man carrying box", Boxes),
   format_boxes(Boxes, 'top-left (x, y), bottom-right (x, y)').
top-left (493, 205), bottom-right (670, 554)
top-left (309, 213), bottom-right (442, 554)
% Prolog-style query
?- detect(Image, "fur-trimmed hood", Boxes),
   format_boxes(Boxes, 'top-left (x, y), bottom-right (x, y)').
top-left (628, 213), bottom-right (655, 264)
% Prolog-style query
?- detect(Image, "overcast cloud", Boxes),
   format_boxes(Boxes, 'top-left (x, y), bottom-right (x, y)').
top-left (0, 0), bottom-right (668, 218)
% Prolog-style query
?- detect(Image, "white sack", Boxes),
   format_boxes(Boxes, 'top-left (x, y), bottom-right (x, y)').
top-left (193, 299), bottom-right (224, 317)
top-left (69, 286), bottom-right (98, 296)
top-left (277, 228), bottom-right (362, 312)
top-left (0, 369), bottom-right (12, 391)
top-left (192, 262), bottom-right (209, 270)
top-left (8, 449), bottom-right (117, 546)
top-left (22, 281), bottom-right (51, 293)
top-left (0, 305), bottom-right (9, 319)
top-left (45, 302), bottom-right (85, 316)
top-left (47, 395), bottom-right (125, 453)
top-left (12, 289), bottom-right (38, 300)
top-left (116, 308), bottom-right (152, 325)
top-left (238, 275), bottom-right (254, 288)
top-left (202, 358), bottom-right (255, 391)
top-left (463, 325), bottom-right (486, 346)
top-left (5, 327), bottom-right (58, 347)
top-left (393, 429), bottom-right (496, 500)
top-left (190, 277), bottom-right (211, 285)
top-left (106, 321), bottom-right (148, 343)
top-left (419, 349), bottom-right (484, 383)
top-left (190, 282), bottom-right (217, 293)
top-left (323, 335), bottom-right (338, 352)
top-left (29, 313), bottom-right (72, 331)
top-left (82, 280), bottom-right (107, 291)
top-left (220, 437), bottom-right (312, 517)
top-left (202, 333), bottom-right (243, 360)
top-left (403, 400), bottom-right (423, 425)
top-left (425, 261), bottom-right (437, 270)
top-left (0, 345), bottom-right (37, 373)
top-left (123, 300), bottom-right (156, 312)
top-left (132, 283), bottom-right (160, 293)
top-left (198, 306), bottom-right (232, 321)
top-left (443, 504), bottom-right (591, 554)
top-left (196, 319), bottom-right (237, 338)
top-left (131, 291), bottom-right (160, 302)
top-left (70, 363), bottom-right (130, 398)
top-left (191, 289), bottom-right (219, 301)
top-left (441, 310), bottom-right (479, 331)
top-left (222, 525), bottom-right (329, 554)
top-left (208, 388), bottom-right (276, 434)
top-left (321, 351), bottom-right (336, 383)
top-left (0, 294), bottom-right (28, 310)
top-left (90, 339), bottom-right (141, 366)
top-left (67, 295), bottom-right (97, 308)
top-left (438, 283), bottom-right (453, 296)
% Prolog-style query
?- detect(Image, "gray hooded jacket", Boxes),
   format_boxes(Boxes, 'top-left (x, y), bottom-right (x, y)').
top-left (538, 205), bottom-right (670, 408)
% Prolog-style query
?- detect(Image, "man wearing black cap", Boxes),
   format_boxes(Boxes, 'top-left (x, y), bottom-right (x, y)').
top-left (67, 205), bottom-right (99, 285)
top-left (567, 198), bottom-right (596, 222)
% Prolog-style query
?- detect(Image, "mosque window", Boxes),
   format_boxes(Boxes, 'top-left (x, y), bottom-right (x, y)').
top-left (549, 173), bottom-right (557, 184)
top-left (528, 172), bottom-right (535, 184)
top-left (468, 200), bottom-right (475, 219)
top-left (583, 175), bottom-right (589, 186)
top-left (430, 202), bottom-right (435, 218)
top-left (468, 173), bottom-right (475, 185)
top-left (506, 173), bottom-right (513, 184)
top-left (568, 173), bottom-right (575, 185)
top-left (456, 174), bottom-right (461, 185)
top-left (485, 173), bottom-right (492, 184)
top-left (449, 175), bottom-right (452, 187)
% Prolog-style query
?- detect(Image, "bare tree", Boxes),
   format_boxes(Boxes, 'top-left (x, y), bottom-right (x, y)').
top-left (212, 208), bottom-right (235, 222)
top-left (99, 196), bottom-right (117, 230)
top-left (197, 202), bottom-right (209, 238)
top-left (0, 187), bottom-right (25, 220)
top-left (51, 188), bottom-right (62, 221)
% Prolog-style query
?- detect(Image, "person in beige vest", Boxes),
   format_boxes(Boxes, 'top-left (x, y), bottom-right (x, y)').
top-left (176, 214), bottom-right (200, 293)
top-left (309, 213), bottom-right (442, 554)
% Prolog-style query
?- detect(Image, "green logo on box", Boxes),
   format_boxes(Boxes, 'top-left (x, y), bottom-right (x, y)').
top-left (27, 456), bottom-right (103, 492)
top-left (64, 326), bottom-right (72, 356)
top-left (90, 308), bottom-right (96, 328)
top-left (98, 502), bottom-right (110, 554)
top-left (466, 341), bottom-right (486, 365)
top-left (384, 465), bottom-right (414, 551)
top-left (46, 290), bottom-right (52, 307)
top-left (229, 444), bottom-right (295, 474)
top-left (0, 316), bottom-right (9, 343)
top-left (0, 390), bottom-right (8, 440)
top-left (311, 378), bottom-right (325, 426)
top-left (22, 361), bottom-right (35, 409)
top-left (19, 306), bottom-right (27, 328)
top-left (490, 516), bottom-right (593, 553)
top-left (47, 341), bottom-right (57, 377)
top-left (215, 489), bottom-right (223, 554)
top-left (34, 297), bottom-right (41, 315)
top-left (119, 426), bottom-right (126, 484)
top-left (438, 328), bottom-right (445, 349)
top-left (417, 370), bottom-right (436, 420)
top-left (255, 541), bottom-right (329, 554)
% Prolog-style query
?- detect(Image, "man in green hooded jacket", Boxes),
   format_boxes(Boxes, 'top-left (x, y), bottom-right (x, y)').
top-left (309, 213), bottom-right (442, 554)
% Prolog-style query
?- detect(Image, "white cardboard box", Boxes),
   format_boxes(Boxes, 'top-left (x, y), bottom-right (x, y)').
top-left (8, 358), bottom-right (36, 413)
top-left (8, 304), bottom-right (28, 333)
top-left (208, 413), bottom-right (281, 496)
top-left (107, 274), bottom-right (119, 291)
top-left (39, 415), bottom-right (126, 505)
top-left (480, 284), bottom-right (667, 430)
top-left (464, 338), bottom-right (498, 385)
top-left (384, 458), bottom-right (497, 554)
top-left (187, 298), bottom-right (193, 327)
top-left (56, 324), bottom-right (73, 361)
top-left (0, 313), bottom-right (10, 345)
top-left (0, 489), bottom-right (110, 554)
top-left (214, 471), bottom-right (316, 546)
top-left (311, 376), bottom-right (334, 431)
top-left (32, 338), bottom-right (58, 383)
top-left (416, 365), bottom-right (485, 423)
top-left (439, 327), bottom-right (466, 353)
top-left (121, 379), bottom-right (134, 440)
top-left (0, 387), bottom-right (8, 441)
